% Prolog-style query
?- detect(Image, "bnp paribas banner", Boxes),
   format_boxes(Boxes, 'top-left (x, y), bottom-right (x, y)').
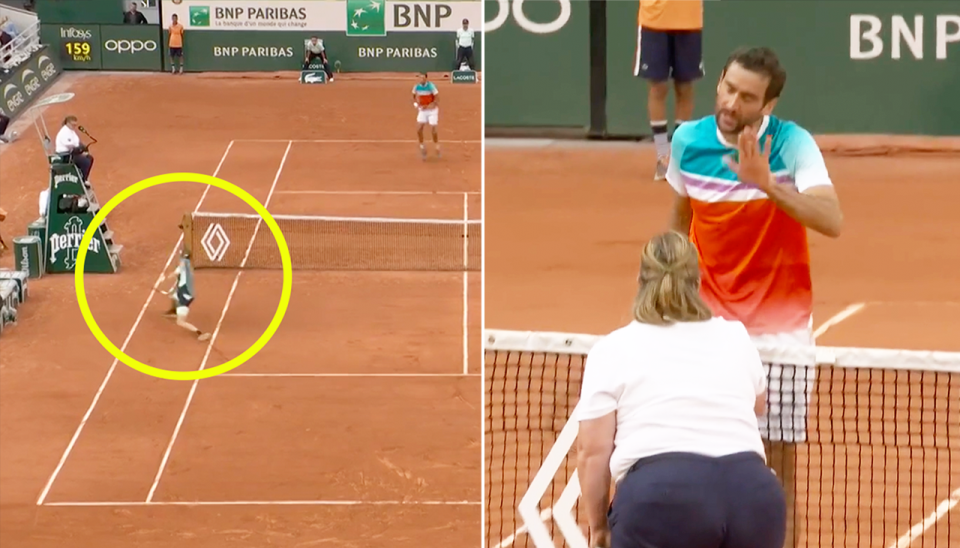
top-left (159, 0), bottom-right (482, 72)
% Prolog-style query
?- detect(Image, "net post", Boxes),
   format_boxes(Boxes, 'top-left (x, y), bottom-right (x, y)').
top-left (180, 212), bottom-right (193, 257)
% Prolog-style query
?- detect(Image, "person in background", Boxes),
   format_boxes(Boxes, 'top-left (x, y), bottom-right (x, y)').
top-left (0, 206), bottom-right (7, 257)
top-left (168, 13), bottom-right (185, 74)
top-left (302, 36), bottom-right (334, 82)
top-left (0, 17), bottom-right (18, 39)
top-left (454, 18), bottom-right (475, 71)
top-left (634, 0), bottom-right (704, 180)
top-left (0, 113), bottom-right (17, 143)
top-left (55, 116), bottom-right (94, 184)
top-left (123, 2), bottom-right (148, 24)
top-left (0, 24), bottom-right (12, 70)
top-left (576, 231), bottom-right (787, 548)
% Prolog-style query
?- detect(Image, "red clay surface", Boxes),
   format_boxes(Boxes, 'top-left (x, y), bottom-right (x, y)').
top-left (485, 145), bottom-right (960, 548)
top-left (0, 73), bottom-right (480, 547)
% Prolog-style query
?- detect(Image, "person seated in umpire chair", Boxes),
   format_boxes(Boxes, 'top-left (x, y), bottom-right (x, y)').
top-left (55, 115), bottom-right (94, 185)
top-left (303, 36), bottom-right (334, 82)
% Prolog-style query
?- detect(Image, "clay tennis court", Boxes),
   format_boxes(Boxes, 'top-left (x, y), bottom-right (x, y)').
top-left (484, 141), bottom-right (960, 548)
top-left (0, 72), bottom-right (481, 547)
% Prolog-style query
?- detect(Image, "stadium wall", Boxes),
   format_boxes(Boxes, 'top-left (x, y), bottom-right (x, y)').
top-left (38, 0), bottom-right (482, 74)
top-left (35, 0), bottom-right (128, 25)
top-left (485, 0), bottom-right (960, 138)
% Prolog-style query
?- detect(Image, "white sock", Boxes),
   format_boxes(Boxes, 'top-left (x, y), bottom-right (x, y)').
top-left (651, 120), bottom-right (669, 158)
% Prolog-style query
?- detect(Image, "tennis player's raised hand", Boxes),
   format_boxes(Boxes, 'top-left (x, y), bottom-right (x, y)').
top-left (724, 127), bottom-right (774, 191)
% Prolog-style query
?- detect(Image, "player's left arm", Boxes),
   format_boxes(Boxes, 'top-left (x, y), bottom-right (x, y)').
top-left (765, 182), bottom-right (842, 238)
top-left (432, 84), bottom-right (440, 107)
top-left (762, 130), bottom-right (843, 238)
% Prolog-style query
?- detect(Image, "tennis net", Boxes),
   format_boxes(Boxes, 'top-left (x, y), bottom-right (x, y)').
top-left (484, 329), bottom-right (960, 548)
top-left (184, 212), bottom-right (481, 271)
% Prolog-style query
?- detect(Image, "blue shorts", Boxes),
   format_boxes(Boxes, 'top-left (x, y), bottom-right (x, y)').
top-left (634, 27), bottom-right (704, 82)
top-left (176, 286), bottom-right (194, 308)
top-left (609, 452), bottom-right (786, 548)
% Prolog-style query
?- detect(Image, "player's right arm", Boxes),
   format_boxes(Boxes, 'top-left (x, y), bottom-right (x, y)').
top-left (665, 125), bottom-right (692, 235)
top-left (156, 266), bottom-right (180, 293)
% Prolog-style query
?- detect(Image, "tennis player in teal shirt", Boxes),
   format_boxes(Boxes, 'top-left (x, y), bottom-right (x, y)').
top-left (412, 72), bottom-right (441, 159)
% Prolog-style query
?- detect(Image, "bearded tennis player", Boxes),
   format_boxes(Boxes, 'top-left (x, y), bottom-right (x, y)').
top-left (412, 72), bottom-right (440, 160)
top-left (665, 46), bottom-right (843, 548)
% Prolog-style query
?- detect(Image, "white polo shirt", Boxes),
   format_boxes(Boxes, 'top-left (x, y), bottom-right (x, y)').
top-left (576, 317), bottom-right (768, 483)
top-left (456, 27), bottom-right (474, 48)
top-left (55, 124), bottom-right (80, 154)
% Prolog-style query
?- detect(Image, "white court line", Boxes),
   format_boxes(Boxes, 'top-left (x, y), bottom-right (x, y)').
top-left (886, 487), bottom-right (960, 548)
top-left (234, 139), bottom-right (481, 144)
top-left (479, 130), bottom-right (487, 548)
top-left (463, 191), bottom-right (469, 376)
top-left (145, 140), bottom-right (293, 503)
top-left (44, 499), bottom-right (480, 507)
top-left (812, 302), bottom-right (866, 339)
top-left (273, 190), bottom-right (480, 195)
top-left (219, 373), bottom-right (481, 378)
top-left (35, 141), bottom-right (237, 507)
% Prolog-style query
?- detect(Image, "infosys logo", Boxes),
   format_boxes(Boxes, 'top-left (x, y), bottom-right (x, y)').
top-left (20, 69), bottom-right (41, 97)
top-left (104, 39), bottom-right (158, 53)
top-left (60, 27), bottom-right (93, 40)
top-left (3, 83), bottom-right (24, 112)
top-left (38, 55), bottom-right (57, 81)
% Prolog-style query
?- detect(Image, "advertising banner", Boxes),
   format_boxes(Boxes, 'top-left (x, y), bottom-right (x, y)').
top-left (100, 25), bottom-right (164, 70)
top-left (604, 0), bottom-right (960, 136)
top-left (40, 24), bottom-right (164, 71)
top-left (160, 0), bottom-right (481, 33)
top-left (40, 24), bottom-right (104, 70)
top-left (163, 29), bottom-right (479, 72)
top-left (0, 47), bottom-right (63, 119)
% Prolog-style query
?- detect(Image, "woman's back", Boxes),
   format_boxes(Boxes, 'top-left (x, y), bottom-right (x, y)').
top-left (579, 317), bottom-right (767, 481)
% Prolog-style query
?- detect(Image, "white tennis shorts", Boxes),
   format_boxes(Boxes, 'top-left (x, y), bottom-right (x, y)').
top-left (417, 107), bottom-right (439, 126)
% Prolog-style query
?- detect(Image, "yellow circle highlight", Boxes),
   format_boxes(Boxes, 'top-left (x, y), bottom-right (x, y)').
top-left (74, 172), bottom-right (292, 381)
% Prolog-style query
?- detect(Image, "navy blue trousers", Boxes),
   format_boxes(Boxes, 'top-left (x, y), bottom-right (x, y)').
top-left (609, 452), bottom-right (786, 548)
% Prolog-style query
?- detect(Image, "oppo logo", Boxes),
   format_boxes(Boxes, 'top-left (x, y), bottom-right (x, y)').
top-left (104, 39), bottom-right (158, 53)
top-left (486, 0), bottom-right (571, 34)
